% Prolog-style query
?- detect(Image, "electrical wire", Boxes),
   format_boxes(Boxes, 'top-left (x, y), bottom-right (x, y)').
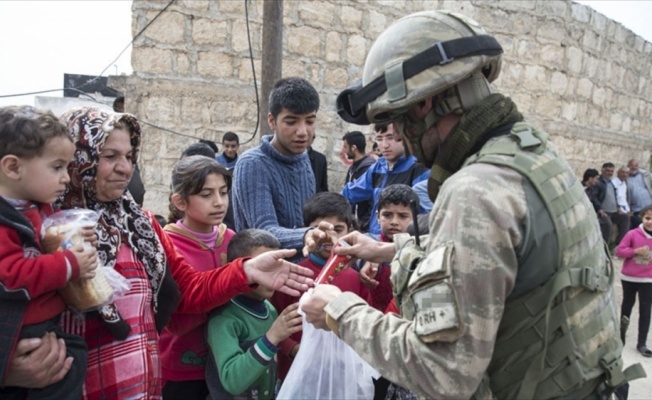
top-left (75, 0), bottom-right (176, 93)
top-left (1, 0), bottom-right (259, 146)
top-left (0, 0), bottom-right (176, 99)
top-left (241, 0), bottom-right (260, 145)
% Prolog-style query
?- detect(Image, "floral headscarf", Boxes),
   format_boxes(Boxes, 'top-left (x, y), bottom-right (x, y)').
top-left (59, 107), bottom-right (166, 338)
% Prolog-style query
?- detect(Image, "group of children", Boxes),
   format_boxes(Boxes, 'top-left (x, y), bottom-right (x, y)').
top-left (0, 104), bottom-right (421, 400)
top-left (159, 146), bottom-right (423, 399)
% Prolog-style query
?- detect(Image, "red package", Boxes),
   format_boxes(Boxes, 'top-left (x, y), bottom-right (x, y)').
top-left (315, 240), bottom-right (357, 284)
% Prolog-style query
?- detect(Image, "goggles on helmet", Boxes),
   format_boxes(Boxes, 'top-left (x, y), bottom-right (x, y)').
top-left (336, 35), bottom-right (502, 125)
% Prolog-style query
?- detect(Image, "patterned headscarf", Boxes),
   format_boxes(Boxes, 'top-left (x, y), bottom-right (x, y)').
top-left (59, 107), bottom-right (166, 336)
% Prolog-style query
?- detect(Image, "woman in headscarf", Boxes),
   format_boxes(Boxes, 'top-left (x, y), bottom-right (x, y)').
top-left (56, 107), bottom-right (313, 399)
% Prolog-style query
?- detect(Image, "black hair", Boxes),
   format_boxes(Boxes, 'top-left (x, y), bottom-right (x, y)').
top-left (342, 131), bottom-right (366, 153)
top-left (302, 192), bottom-right (355, 228)
top-left (372, 142), bottom-right (379, 151)
top-left (268, 77), bottom-right (320, 118)
top-left (374, 122), bottom-right (390, 134)
top-left (602, 162), bottom-right (615, 169)
top-left (181, 142), bottom-right (216, 159)
top-left (112, 96), bottom-right (125, 112)
top-left (582, 168), bottom-right (599, 184)
top-left (227, 229), bottom-right (281, 262)
top-left (199, 139), bottom-right (219, 154)
top-left (639, 204), bottom-right (652, 219)
top-left (222, 131), bottom-right (239, 144)
top-left (154, 214), bottom-right (167, 227)
top-left (378, 184), bottom-right (420, 211)
top-left (168, 155), bottom-right (232, 223)
top-left (0, 105), bottom-right (71, 159)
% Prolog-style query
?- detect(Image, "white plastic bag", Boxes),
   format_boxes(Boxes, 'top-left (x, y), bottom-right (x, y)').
top-left (277, 290), bottom-right (379, 399)
top-left (41, 209), bottom-right (130, 312)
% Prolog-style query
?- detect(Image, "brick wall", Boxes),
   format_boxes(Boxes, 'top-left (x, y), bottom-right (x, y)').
top-left (114, 0), bottom-right (652, 216)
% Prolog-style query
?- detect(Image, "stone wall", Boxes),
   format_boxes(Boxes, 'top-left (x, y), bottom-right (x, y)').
top-left (115, 0), bottom-right (652, 216)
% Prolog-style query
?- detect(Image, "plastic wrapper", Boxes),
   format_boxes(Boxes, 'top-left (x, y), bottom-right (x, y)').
top-left (314, 240), bottom-right (357, 285)
top-left (277, 290), bottom-right (379, 400)
top-left (41, 209), bottom-right (130, 312)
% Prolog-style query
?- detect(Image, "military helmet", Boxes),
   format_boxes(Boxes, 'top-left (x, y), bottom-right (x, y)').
top-left (337, 11), bottom-right (503, 125)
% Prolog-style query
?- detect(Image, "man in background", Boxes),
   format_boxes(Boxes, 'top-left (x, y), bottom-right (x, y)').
top-left (308, 136), bottom-right (328, 193)
top-left (627, 158), bottom-right (652, 228)
top-left (217, 131), bottom-right (240, 170)
top-left (342, 130), bottom-right (376, 231)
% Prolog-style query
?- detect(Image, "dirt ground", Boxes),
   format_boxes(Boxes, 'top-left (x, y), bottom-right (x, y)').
top-left (613, 258), bottom-right (652, 399)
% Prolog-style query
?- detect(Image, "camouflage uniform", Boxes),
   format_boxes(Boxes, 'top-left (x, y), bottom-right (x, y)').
top-left (327, 10), bottom-right (641, 399)
top-left (325, 127), bottom-right (621, 398)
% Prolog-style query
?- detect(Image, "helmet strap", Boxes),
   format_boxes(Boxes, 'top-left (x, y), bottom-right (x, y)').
top-left (402, 109), bottom-right (440, 168)
top-left (438, 73), bottom-right (492, 115)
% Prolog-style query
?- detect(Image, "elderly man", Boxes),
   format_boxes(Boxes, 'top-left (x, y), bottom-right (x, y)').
top-left (627, 159), bottom-right (652, 227)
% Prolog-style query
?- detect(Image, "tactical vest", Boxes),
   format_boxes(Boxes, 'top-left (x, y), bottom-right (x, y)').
top-left (393, 122), bottom-right (645, 399)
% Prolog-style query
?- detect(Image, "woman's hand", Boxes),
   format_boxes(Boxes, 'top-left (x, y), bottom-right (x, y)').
top-left (5, 333), bottom-right (72, 388)
top-left (333, 231), bottom-right (396, 264)
top-left (243, 249), bottom-right (315, 297)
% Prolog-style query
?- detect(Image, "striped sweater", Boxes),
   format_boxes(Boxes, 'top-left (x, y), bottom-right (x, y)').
top-left (205, 295), bottom-right (278, 400)
top-left (232, 135), bottom-right (314, 250)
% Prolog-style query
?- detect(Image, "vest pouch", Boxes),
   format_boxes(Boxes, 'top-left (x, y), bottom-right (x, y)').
top-left (406, 243), bottom-right (464, 343)
top-left (390, 234), bottom-right (426, 312)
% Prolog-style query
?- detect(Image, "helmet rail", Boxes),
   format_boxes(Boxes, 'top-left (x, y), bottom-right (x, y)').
top-left (336, 34), bottom-right (503, 125)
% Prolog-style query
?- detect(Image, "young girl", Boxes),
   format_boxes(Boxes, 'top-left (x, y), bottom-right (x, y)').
top-left (159, 155), bottom-right (236, 398)
top-left (615, 204), bottom-right (652, 357)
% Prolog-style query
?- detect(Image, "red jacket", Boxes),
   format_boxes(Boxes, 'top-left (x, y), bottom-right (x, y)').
top-left (159, 222), bottom-right (235, 381)
top-left (271, 255), bottom-right (372, 380)
top-left (0, 203), bottom-right (80, 325)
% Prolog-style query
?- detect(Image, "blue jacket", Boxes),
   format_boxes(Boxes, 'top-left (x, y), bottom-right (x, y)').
top-left (342, 155), bottom-right (429, 234)
top-left (216, 153), bottom-right (238, 170)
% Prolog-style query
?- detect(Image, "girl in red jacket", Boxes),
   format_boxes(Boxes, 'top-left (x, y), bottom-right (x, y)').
top-left (616, 204), bottom-right (652, 357)
top-left (160, 155), bottom-right (236, 398)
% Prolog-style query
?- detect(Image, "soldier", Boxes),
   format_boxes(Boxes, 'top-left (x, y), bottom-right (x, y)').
top-left (301, 10), bottom-right (644, 399)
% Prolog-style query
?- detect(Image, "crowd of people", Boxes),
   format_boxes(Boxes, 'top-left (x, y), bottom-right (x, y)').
top-left (0, 8), bottom-right (649, 400)
top-left (583, 161), bottom-right (652, 359)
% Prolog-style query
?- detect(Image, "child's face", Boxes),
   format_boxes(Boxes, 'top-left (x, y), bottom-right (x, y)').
top-left (13, 137), bottom-right (74, 204)
top-left (247, 246), bottom-right (279, 300)
top-left (378, 203), bottom-right (413, 241)
top-left (182, 173), bottom-right (229, 233)
top-left (642, 211), bottom-right (652, 231)
top-left (310, 216), bottom-right (350, 259)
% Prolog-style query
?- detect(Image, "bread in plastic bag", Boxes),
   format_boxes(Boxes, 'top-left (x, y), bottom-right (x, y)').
top-left (277, 289), bottom-right (379, 400)
top-left (41, 209), bottom-right (130, 312)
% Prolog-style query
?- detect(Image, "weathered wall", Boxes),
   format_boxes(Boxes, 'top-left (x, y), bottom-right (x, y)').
top-left (115, 0), bottom-right (652, 216)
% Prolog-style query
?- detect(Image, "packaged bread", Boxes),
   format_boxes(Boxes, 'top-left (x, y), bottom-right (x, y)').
top-left (41, 209), bottom-right (124, 312)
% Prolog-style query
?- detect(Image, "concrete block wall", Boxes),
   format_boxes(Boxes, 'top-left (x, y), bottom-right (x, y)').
top-left (114, 0), bottom-right (652, 216)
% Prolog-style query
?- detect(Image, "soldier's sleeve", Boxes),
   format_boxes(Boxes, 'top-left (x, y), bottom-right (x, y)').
top-left (325, 164), bottom-right (528, 398)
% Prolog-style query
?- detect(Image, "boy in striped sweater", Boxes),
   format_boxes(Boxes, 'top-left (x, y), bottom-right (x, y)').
top-left (205, 229), bottom-right (302, 400)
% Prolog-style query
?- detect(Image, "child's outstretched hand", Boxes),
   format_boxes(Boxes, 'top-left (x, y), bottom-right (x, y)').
top-left (266, 303), bottom-right (302, 345)
top-left (70, 244), bottom-right (98, 280)
top-left (634, 245), bottom-right (650, 256)
top-left (359, 262), bottom-right (379, 289)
